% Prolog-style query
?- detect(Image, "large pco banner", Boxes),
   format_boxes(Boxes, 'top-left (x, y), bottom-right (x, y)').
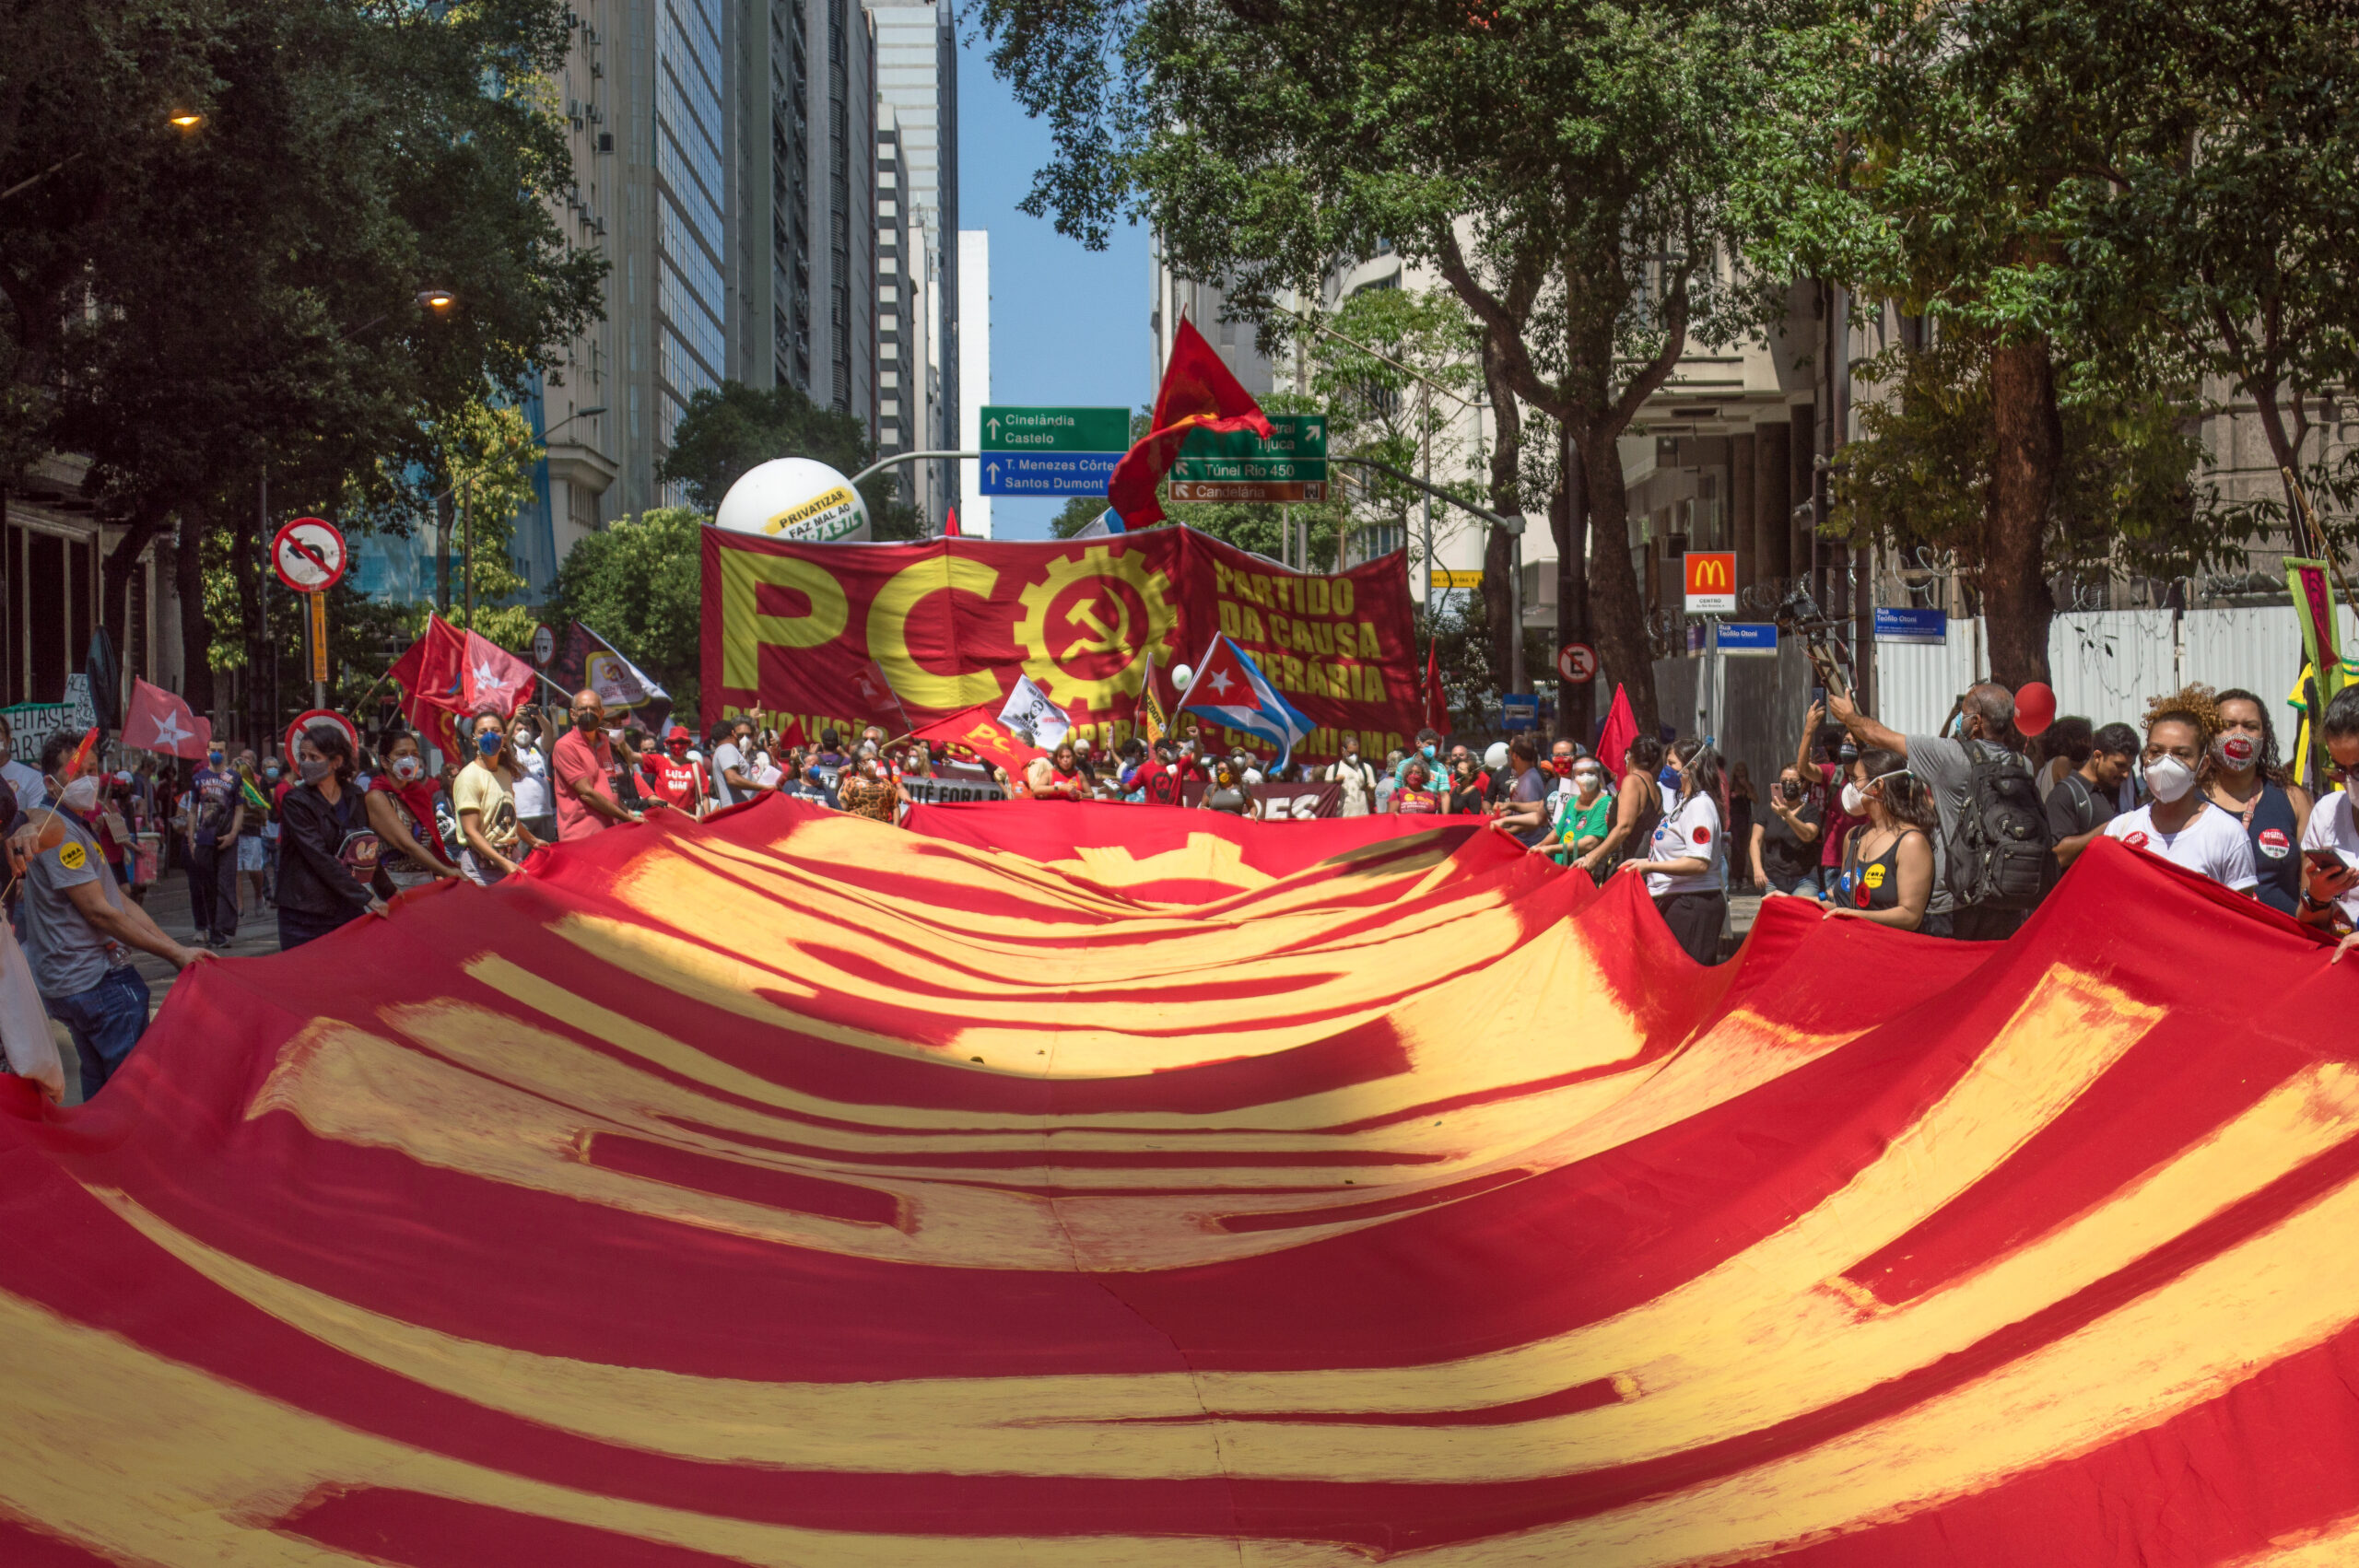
top-left (702, 527), bottom-right (1422, 760)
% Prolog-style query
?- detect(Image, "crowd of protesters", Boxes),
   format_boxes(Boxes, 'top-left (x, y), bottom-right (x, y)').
top-left (18, 667), bottom-right (2359, 1106)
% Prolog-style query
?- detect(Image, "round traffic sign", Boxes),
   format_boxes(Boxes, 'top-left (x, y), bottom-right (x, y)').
top-left (1556, 641), bottom-right (1598, 684)
top-left (531, 624), bottom-right (557, 668)
top-left (284, 708), bottom-right (358, 769)
top-left (272, 517), bottom-right (348, 593)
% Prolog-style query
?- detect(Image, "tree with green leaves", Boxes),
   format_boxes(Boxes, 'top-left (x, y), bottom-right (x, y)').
top-left (658, 380), bottom-right (921, 539)
top-left (982, 0), bottom-right (1802, 733)
top-left (546, 508), bottom-right (705, 720)
top-left (3, 0), bottom-right (600, 733)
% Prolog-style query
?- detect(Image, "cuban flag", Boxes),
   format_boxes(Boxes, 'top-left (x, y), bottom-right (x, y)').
top-left (1070, 508), bottom-right (1128, 539)
top-left (1175, 634), bottom-right (1315, 768)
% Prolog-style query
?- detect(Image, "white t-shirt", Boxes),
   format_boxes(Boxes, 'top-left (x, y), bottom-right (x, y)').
top-left (1647, 790), bottom-right (1725, 897)
top-left (2301, 789), bottom-right (2359, 922)
top-left (711, 741), bottom-right (748, 807)
top-left (511, 743), bottom-right (551, 818)
top-left (2, 757), bottom-right (47, 812)
top-left (2105, 802), bottom-right (2258, 891)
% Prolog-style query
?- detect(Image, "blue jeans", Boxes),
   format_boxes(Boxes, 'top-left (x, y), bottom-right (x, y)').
top-left (43, 965), bottom-right (153, 1098)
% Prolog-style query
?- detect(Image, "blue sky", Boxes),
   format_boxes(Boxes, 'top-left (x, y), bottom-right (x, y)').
top-left (957, 26), bottom-right (1149, 540)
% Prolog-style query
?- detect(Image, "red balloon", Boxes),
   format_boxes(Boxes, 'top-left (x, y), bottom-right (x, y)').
top-left (2015, 681), bottom-right (2057, 736)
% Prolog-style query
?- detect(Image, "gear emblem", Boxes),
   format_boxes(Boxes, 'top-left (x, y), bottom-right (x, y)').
top-left (1013, 545), bottom-right (1180, 712)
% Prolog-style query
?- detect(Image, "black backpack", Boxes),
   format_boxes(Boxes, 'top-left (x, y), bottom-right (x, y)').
top-left (1946, 741), bottom-right (2057, 910)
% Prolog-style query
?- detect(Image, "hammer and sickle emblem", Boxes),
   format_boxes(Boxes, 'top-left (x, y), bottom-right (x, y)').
top-left (1060, 596), bottom-right (1130, 661)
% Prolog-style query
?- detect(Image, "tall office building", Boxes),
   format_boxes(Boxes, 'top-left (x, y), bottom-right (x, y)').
top-left (957, 229), bottom-right (992, 537)
top-left (740, 0), bottom-right (875, 417)
top-left (874, 107), bottom-right (942, 524)
top-left (864, 0), bottom-right (957, 528)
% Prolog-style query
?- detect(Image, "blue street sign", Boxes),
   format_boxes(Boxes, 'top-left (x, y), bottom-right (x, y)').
top-left (1501, 692), bottom-right (1541, 731)
top-left (979, 451), bottom-right (1121, 497)
top-left (1716, 622), bottom-right (1778, 656)
top-left (1873, 606), bottom-right (1949, 645)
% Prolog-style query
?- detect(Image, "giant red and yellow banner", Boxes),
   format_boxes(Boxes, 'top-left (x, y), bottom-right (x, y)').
top-left (701, 526), bottom-right (1421, 761)
top-left (7, 805), bottom-right (2359, 1564)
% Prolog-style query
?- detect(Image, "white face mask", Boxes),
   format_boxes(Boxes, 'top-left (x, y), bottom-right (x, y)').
top-left (56, 775), bottom-right (101, 813)
top-left (1842, 766), bottom-right (1911, 818)
top-left (391, 755), bottom-right (426, 783)
top-left (2145, 754), bottom-right (2198, 802)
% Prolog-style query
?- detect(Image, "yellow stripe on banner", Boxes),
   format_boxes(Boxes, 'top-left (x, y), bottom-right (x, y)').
top-left (0, 1287), bottom-right (1349, 1568)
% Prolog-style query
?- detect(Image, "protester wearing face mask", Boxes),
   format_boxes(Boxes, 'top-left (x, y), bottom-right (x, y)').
top-left (710, 719), bottom-right (762, 808)
top-left (454, 712), bottom-right (546, 882)
top-left (364, 731), bottom-right (464, 890)
top-left (1577, 736), bottom-right (1664, 877)
top-left (19, 731), bottom-right (207, 1097)
top-left (1485, 735), bottom-right (1553, 846)
top-left (1824, 749), bottom-right (1940, 932)
top-left (230, 747), bottom-right (274, 915)
top-left (2200, 686), bottom-right (2313, 916)
top-left (1391, 760), bottom-right (1445, 815)
top-left (183, 741), bottom-right (246, 948)
top-left (1325, 734), bottom-right (1379, 816)
top-left (275, 727), bottom-right (393, 949)
top-left (2295, 688), bottom-right (2359, 945)
top-left (1829, 681), bottom-right (2054, 938)
top-left (553, 690), bottom-right (642, 840)
top-left (1798, 708), bottom-right (1862, 901)
top-left (1548, 756), bottom-right (1614, 872)
top-left (1753, 765), bottom-right (1824, 897)
top-left (1395, 729), bottom-right (1445, 787)
top-left (639, 724), bottom-right (710, 815)
top-left (1448, 751), bottom-right (1488, 815)
top-left (508, 707), bottom-right (557, 845)
top-left (838, 754), bottom-right (905, 824)
top-left (2101, 687), bottom-right (2258, 894)
top-left (2047, 721), bottom-right (2140, 870)
top-left (1617, 738), bottom-right (1728, 964)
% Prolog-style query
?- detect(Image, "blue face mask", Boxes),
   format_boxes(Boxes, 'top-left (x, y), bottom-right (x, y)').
top-left (1422, 744), bottom-right (1437, 760)
top-left (476, 731), bottom-right (502, 757)
top-left (1659, 764), bottom-right (1681, 788)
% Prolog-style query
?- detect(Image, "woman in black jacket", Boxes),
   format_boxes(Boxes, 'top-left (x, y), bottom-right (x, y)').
top-left (274, 727), bottom-right (392, 950)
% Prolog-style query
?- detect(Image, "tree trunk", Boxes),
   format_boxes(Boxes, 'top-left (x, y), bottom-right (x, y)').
top-left (1580, 429), bottom-right (1658, 735)
top-left (1553, 426), bottom-right (1592, 744)
top-left (228, 498), bottom-right (269, 753)
top-left (100, 501), bottom-right (168, 659)
top-left (1982, 338), bottom-right (2060, 686)
top-left (1477, 329), bottom-right (1521, 696)
top-left (175, 505), bottom-right (215, 718)
top-left (2245, 377), bottom-right (2315, 543)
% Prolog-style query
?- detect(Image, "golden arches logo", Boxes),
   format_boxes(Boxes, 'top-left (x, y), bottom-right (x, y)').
top-left (1689, 556), bottom-right (1731, 590)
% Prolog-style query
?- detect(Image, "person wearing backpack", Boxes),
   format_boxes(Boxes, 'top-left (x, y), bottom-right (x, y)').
top-left (1827, 682), bottom-right (2056, 940)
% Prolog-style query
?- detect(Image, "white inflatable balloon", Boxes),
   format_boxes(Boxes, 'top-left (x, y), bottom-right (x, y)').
top-left (714, 457), bottom-right (870, 543)
top-left (1171, 664), bottom-right (1193, 692)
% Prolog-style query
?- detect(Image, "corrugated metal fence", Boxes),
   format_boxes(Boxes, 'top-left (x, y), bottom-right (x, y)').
top-left (1653, 604), bottom-right (2352, 789)
top-left (1876, 604), bottom-right (2347, 735)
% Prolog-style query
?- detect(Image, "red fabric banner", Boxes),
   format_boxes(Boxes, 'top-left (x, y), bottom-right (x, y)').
top-left (702, 525), bottom-right (1422, 763)
top-left (5, 812), bottom-right (2359, 1563)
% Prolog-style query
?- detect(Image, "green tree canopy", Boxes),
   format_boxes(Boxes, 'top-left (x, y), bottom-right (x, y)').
top-left (657, 380), bottom-right (921, 539)
top-left (546, 507), bottom-right (706, 722)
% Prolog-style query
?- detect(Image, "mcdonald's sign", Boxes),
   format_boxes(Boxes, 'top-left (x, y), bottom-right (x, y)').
top-left (1684, 550), bottom-right (1737, 613)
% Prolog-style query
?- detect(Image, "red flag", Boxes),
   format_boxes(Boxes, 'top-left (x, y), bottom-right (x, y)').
top-left (459, 630), bottom-right (534, 720)
top-left (1422, 645), bottom-right (1452, 738)
top-left (1596, 681), bottom-right (1639, 780)
top-left (122, 677), bottom-right (211, 760)
top-left (387, 614), bottom-right (469, 756)
top-left (774, 716), bottom-right (808, 750)
top-left (910, 702), bottom-right (1045, 779)
top-left (944, 508), bottom-right (961, 539)
top-left (1106, 317), bottom-right (1274, 528)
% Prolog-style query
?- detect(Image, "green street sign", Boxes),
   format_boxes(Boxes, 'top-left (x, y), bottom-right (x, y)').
top-left (980, 405), bottom-right (1131, 453)
top-left (1168, 413), bottom-right (1329, 502)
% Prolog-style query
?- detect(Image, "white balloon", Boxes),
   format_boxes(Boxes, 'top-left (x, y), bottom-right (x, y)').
top-left (713, 457), bottom-right (870, 542)
top-left (1172, 664), bottom-right (1194, 690)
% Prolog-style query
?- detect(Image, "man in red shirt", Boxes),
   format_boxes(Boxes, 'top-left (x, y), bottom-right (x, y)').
top-left (638, 725), bottom-right (709, 815)
top-left (553, 690), bottom-right (641, 840)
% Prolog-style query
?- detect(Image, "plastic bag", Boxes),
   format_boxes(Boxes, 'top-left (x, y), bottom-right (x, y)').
top-left (0, 919), bottom-right (65, 1104)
